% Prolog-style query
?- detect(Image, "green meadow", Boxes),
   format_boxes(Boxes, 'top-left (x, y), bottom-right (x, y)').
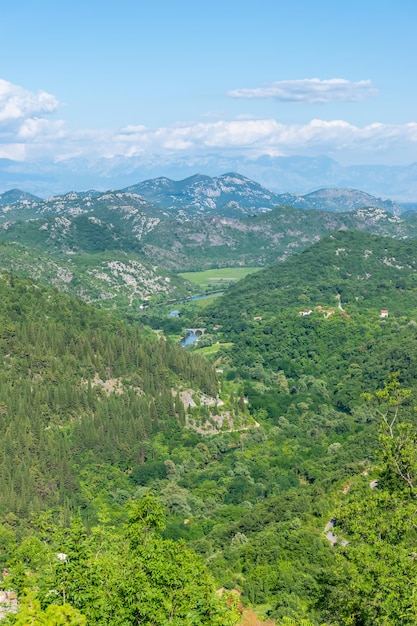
top-left (179, 267), bottom-right (261, 289)
top-left (194, 342), bottom-right (234, 357)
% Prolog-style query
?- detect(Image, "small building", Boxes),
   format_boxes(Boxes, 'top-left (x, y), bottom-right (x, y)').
top-left (299, 309), bottom-right (313, 316)
top-left (253, 316), bottom-right (263, 321)
top-left (322, 309), bottom-right (335, 318)
top-left (380, 309), bottom-right (389, 318)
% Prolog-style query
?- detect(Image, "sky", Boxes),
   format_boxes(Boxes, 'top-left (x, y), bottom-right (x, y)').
top-left (1, 0), bottom-right (417, 167)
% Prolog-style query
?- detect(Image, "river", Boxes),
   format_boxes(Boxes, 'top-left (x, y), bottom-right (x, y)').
top-left (179, 333), bottom-right (200, 348)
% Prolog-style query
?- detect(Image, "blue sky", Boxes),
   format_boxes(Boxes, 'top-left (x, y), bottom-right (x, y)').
top-left (1, 0), bottom-right (417, 166)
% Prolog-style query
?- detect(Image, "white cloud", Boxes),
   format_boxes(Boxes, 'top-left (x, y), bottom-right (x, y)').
top-left (0, 79), bottom-right (58, 124)
top-left (18, 117), bottom-right (66, 140)
top-left (228, 78), bottom-right (377, 104)
top-left (0, 143), bottom-right (27, 160)
top-left (0, 79), bottom-right (64, 159)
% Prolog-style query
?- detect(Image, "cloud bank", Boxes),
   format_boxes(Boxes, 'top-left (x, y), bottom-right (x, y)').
top-left (228, 78), bottom-right (377, 104)
top-left (0, 79), bottom-right (416, 165)
top-left (110, 119), bottom-right (417, 162)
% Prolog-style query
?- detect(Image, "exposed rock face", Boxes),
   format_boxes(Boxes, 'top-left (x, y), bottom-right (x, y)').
top-left (0, 590), bottom-right (18, 619)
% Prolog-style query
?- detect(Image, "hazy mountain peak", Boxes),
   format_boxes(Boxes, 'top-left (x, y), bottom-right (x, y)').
top-left (284, 187), bottom-right (404, 215)
top-left (0, 188), bottom-right (42, 206)
top-left (2, 155), bottom-right (417, 200)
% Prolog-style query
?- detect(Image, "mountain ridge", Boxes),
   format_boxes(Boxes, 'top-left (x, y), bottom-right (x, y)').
top-left (1, 154), bottom-right (417, 200)
top-left (0, 174), bottom-right (405, 222)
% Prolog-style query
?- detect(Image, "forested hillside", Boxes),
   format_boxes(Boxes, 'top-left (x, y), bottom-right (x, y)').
top-left (0, 272), bottom-right (248, 623)
top-left (0, 272), bottom-right (226, 516)
top-left (208, 230), bottom-right (417, 314)
top-left (3, 230), bottom-right (417, 624)
top-left (172, 230), bottom-right (417, 622)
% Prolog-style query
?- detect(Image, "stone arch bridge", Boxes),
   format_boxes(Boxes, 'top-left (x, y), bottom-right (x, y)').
top-left (185, 328), bottom-right (206, 337)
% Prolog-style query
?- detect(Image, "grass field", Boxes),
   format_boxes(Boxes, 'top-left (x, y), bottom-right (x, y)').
top-left (189, 293), bottom-right (224, 308)
top-left (179, 267), bottom-right (261, 289)
top-left (194, 342), bottom-right (233, 356)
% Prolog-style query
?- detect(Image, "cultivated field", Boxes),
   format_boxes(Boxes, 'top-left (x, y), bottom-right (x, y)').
top-left (179, 267), bottom-right (261, 289)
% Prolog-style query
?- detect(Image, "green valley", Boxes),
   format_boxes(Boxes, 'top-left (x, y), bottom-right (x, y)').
top-left (3, 181), bottom-right (417, 624)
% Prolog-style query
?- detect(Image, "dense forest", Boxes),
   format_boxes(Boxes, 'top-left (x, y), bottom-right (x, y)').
top-left (2, 229), bottom-right (417, 623)
top-left (0, 272), bottom-right (242, 623)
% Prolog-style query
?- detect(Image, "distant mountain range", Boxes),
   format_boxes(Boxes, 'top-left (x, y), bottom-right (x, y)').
top-left (0, 173), bottom-right (416, 275)
top-left (2, 172), bottom-right (417, 303)
top-left (1, 155), bottom-right (417, 201)
top-left (0, 173), bottom-right (406, 223)
top-left (124, 173), bottom-right (405, 216)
